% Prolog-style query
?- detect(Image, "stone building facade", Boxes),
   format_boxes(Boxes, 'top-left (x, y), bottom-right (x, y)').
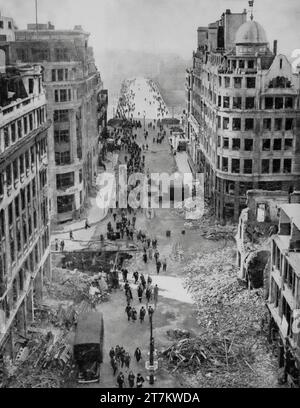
top-left (186, 8), bottom-right (300, 222)
top-left (0, 63), bottom-right (51, 359)
top-left (1, 22), bottom-right (107, 222)
top-left (267, 204), bottom-right (300, 387)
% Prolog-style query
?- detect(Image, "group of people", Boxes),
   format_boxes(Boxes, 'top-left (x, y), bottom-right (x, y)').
top-left (109, 345), bottom-right (145, 388)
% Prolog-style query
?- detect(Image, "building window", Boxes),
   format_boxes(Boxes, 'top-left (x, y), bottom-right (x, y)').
top-left (245, 118), bottom-right (254, 130)
top-left (4, 127), bottom-right (9, 148)
top-left (273, 139), bottom-right (282, 150)
top-left (285, 97), bottom-right (293, 109)
top-left (223, 117), bottom-right (229, 130)
top-left (285, 118), bottom-right (294, 131)
top-left (234, 77), bottom-right (242, 88)
top-left (232, 118), bottom-right (241, 131)
top-left (232, 159), bottom-right (240, 174)
top-left (224, 77), bottom-right (230, 88)
top-left (247, 60), bottom-right (254, 69)
top-left (272, 159), bottom-right (281, 173)
top-left (79, 169), bottom-right (83, 183)
top-left (274, 118), bottom-right (282, 131)
top-left (244, 139), bottom-right (253, 151)
top-left (54, 110), bottom-right (69, 122)
top-left (19, 154), bottom-right (24, 175)
top-left (232, 60), bottom-right (237, 69)
top-left (265, 97), bottom-right (273, 109)
top-left (263, 118), bottom-right (271, 131)
top-left (222, 157), bottom-right (228, 172)
top-left (55, 151), bottom-right (71, 165)
top-left (239, 60), bottom-right (245, 69)
top-left (223, 96), bottom-right (230, 108)
top-left (262, 139), bottom-right (270, 151)
top-left (223, 138), bottom-right (229, 149)
top-left (261, 159), bottom-right (269, 174)
top-left (217, 136), bottom-right (221, 147)
top-left (57, 194), bottom-right (75, 214)
top-left (217, 156), bottom-right (220, 169)
top-left (232, 138), bottom-right (240, 150)
top-left (28, 78), bottom-right (34, 94)
top-left (246, 77), bottom-right (256, 88)
top-left (246, 97), bottom-right (255, 109)
top-left (217, 116), bottom-right (221, 128)
top-left (55, 48), bottom-right (69, 61)
top-left (283, 159), bottom-right (292, 173)
top-left (52, 69), bottom-right (56, 82)
top-left (243, 159), bottom-right (252, 174)
top-left (54, 129), bottom-right (70, 144)
top-left (56, 172), bottom-right (75, 190)
top-left (233, 97), bottom-right (242, 109)
top-left (0, 21), bottom-right (3, 29)
top-left (284, 138), bottom-right (293, 150)
top-left (275, 97), bottom-right (283, 109)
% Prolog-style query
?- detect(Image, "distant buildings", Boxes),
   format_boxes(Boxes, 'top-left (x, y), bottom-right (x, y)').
top-left (186, 7), bottom-right (300, 222)
top-left (0, 21), bottom-right (108, 222)
top-left (267, 203), bottom-right (300, 387)
top-left (0, 62), bottom-right (51, 358)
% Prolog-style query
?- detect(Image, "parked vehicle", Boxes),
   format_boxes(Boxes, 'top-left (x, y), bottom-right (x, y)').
top-left (73, 311), bottom-right (104, 383)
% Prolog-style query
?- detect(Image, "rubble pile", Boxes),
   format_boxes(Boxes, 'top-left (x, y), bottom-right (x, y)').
top-left (162, 336), bottom-right (255, 374)
top-left (3, 328), bottom-right (74, 388)
top-left (166, 329), bottom-right (191, 340)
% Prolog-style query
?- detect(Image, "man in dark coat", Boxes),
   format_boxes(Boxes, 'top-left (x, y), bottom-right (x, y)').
top-left (137, 284), bottom-right (143, 303)
top-left (134, 347), bottom-right (142, 362)
top-left (117, 372), bottom-right (125, 388)
top-left (156, 259), bottom-right (161, 274)
top-left (139, 306), bottom-right (146, 323)
top-left (125, 304), bottom-right (132, 321)
top-left (109, 347), bottom-right (115, 360)
top-left (133, 271), bottom-right (139, 284)
top-left (111, 356), bottom-right (118, 376)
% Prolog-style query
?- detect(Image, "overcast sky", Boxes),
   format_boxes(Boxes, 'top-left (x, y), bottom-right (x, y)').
top-left (0, 0), bottom-right (299, 59)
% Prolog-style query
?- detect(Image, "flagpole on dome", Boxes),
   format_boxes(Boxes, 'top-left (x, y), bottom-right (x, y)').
top-left (249, 0), bottom-right (254, 21)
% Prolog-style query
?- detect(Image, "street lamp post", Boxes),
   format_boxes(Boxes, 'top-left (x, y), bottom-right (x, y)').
top-left (148, 305), bottom-right (155, 385)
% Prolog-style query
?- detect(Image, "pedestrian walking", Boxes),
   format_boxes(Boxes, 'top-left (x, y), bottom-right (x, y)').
top-left (162, 256), bottom-right (167, 272)
top-left (122, 268), bottom-right (128, 282)
top-left (85, 219), bottom-right (91, 229)
top-left (143, 252), bottom-right (148, 264)
top-left (128, 371), bottom-right (135, 388)
top-left (134, 347), bottom-right (142, 363)
top-left (156, 259), bottom-right (161, 274)
top-left (147, 275), bottom-right (152, 285)
top-left (117, 372), bottom-right (125, 388)
top-left (131, 307), bottom-right (137, 322)
top-left (148, 247), bottom-right (153, 260)
top-left (140, 274), bottom-right (146, 290)
top-left (60, 240), bottom-right (65, 252)
top-left (136, 373), bottom-right (145, 388)
top-left (109, 347), bottom-right (115, 360)
top-left (124, 352), bottom-right (131, 369)
top-left (111, 357), bottom-right (118, 376)
top-left (137, 284), bottom-right (143, 303)
top-left (120, 347), bottom-right (126, 368)
top-left (69, 230), bottom-right (73, 240)
top-left (145, 286), bottom-right (152, 304)
top-left (154, 249), bottom-right (159, 263)
top-left (55, 239), bottom-right (59, 251)
top-left (139, 306), bottom-right (146, 323)
top-left (133, 271), bottom-right (139, 284)
top-left (125, 304), bottom-right (132, 321)
top-left (115, 345), bottom-right (121, 362)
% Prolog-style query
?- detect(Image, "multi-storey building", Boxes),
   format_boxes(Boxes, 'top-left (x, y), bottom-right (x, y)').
top-left (0, 21), bottom-right (107, 222)
top-left (267, 204), bottom-right (300, 387)
top-left (0, 62), bottom-right (51, 359)
top-left (186, 8), bottom-right (300, 222)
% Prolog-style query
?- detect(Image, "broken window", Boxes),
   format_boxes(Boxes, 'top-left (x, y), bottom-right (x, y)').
top-left (261, 159), bottom-right (270, 174)
top-left (223, 138), bottom-right (229, 149)
top-left (272, 159), bottom-right (281, 173)
top-left (263, 118), bottom-right (271, 131)
top-left (275, 97), bottom-right (283, 109)
top-left (245, 118), bottom-right (254, 130)
top-left (265, 97), bottom-right (273, 109)
top-left (233, 97), bottom-right (242, 109)
top-left (222, 157), bottom-right (228, 172)
top-left (283, 159), bottom-right (292, 173)
top-left (244, 159), bottom-right (253, 174)
top-left (256, 203), bottom-right (266, 222)
top-left (232, 159), bottom-right (240, 173)
top-left (232, 118), bottom-right (241, 131)
top-left (246, 97), bottom-right (255, 109)
top-left (284, 139), bottom-right (293, 150)
top-left (223, 96), bottom-right (230, 108)
top-left (273, 139), bottom-right (282, 150)
top-left (234, 77), bottom-right (242, 88)
top-left (246, 77), bottom-right (256, 88)
top-left (244, 139), bottom-right (253, 151)
top-left (275, 118), bottom-right (282, 131)
top-left (232, 138), bottom-right (240, 150)
top-left (262, 139), bottom-right (270, 151)
top-left (223, 117), bottom-right (229, 130)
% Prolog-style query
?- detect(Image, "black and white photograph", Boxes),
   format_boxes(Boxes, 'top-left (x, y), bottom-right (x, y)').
top-left (0, 0), bottom-right (299, 395)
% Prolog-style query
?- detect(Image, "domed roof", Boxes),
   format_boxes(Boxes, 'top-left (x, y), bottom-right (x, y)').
top-left (235, 20), bottom-right (268, 45)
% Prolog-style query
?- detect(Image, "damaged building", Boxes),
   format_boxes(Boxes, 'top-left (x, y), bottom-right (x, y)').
top-left (0, 19), bottom-right (108, 223)
top-left (267, 203), bottom-right (300, 387)
top-left (185, 7), bottom-right (300, 222)
top-left (0, 61), bottom-right (51, 360)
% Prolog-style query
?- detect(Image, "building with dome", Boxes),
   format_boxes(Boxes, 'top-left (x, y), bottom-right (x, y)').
top-left (185, 7), bottom-right (300, 222)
